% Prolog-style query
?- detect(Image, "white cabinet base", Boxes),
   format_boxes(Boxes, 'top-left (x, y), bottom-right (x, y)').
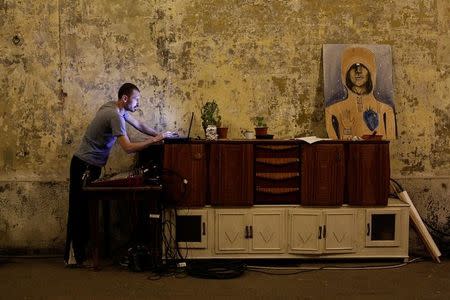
top-left (165, 199), bottom-right (409, 261)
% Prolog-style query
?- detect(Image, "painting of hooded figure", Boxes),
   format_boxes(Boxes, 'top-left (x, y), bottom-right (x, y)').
top-left (324, 45), bottom-right (397, 140)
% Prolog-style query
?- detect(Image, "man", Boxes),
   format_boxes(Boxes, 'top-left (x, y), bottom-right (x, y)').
top-left (64, 82), bottom-right (174, 266)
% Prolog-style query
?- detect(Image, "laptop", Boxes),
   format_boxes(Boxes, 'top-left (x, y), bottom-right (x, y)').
top-left (164, 112), bottom-right (194, 144)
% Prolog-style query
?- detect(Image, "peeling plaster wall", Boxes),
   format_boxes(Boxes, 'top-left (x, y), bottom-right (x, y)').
top-left (0, 0), bottom-right (448, 252)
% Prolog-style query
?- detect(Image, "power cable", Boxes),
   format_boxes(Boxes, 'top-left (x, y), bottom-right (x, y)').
top-left (245, 257), bottom-right (423, 274)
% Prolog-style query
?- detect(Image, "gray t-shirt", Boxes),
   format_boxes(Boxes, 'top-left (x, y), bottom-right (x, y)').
top-left (74, 101), bottom-right (129, 166)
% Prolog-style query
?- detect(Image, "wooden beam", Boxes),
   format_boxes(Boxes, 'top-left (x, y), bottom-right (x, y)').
top-left (391, 182), bottom-right (441, 263)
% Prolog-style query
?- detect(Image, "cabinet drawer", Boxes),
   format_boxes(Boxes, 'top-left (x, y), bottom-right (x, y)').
top-left (255, 144), bottom-right (300, 158)
top-left (255, 172), bottom-right (300, 188)
top-left (255, 158), bottom-right (300, 173)
top-left (254, 187), bottom-right (300, 204)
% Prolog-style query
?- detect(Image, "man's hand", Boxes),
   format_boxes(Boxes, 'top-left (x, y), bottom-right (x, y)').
top-left (162, 131), bottom-right (179, 138)
top-left (118, 134), bottom-right (163, 154)
top-left (148, 133), bottom-right (164, 143)
top-left (118, 130), bottom-right (182, 154)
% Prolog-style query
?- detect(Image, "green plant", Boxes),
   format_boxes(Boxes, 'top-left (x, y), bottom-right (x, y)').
top-left (201, 101), bottom-right (221, 131)
top-left (253, 116), bottom-right (267, 128)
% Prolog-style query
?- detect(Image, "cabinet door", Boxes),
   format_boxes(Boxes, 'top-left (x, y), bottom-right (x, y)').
top-left (163, 144), bottom-right (207, 207)
top-left (347, 143), bottom-right (390, 206)
top-left (323, 210), bottom-right (356, 253)
top-left (210, 144), bottom-right (254, 206)
top-left (215, 210), bottom-right (249, 253)
top-left (365, 208), bottom-right (401, 247)
top-left (176, 209), bottom-right (208, 249)
top-left (301, 144), bottom-right (345, 206)
top-left (288, 209), bottom-right (322, 253)
top-left (250, 209), bottom-right (285, 253)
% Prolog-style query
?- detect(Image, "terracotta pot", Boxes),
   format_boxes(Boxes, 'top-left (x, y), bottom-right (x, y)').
top-left (217, 127), bottom-right (228, 139)
top-left (254, 127), bottom-right (268, 135)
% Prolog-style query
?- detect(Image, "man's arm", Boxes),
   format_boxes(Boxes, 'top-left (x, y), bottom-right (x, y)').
top-left (117, 134), bottom-right (164, 154)
top-left (125, 114), bottom-right (158, 136)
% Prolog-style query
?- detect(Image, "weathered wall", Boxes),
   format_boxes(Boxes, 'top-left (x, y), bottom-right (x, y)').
top-left (0, 0), bottom-right (448, 253)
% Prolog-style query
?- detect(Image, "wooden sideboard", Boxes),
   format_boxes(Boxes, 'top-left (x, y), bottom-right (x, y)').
top-left (150, 139), bottom-right (391, 207)
top-left (139, 140), bottom-right (409, 261)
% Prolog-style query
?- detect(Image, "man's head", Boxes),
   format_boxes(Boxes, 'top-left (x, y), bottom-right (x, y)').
top-left (118, 83), bottom-right (140, 112)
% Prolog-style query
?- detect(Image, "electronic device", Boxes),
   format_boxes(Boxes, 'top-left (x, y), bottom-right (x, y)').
top-left (164, 112), bottom-right (194, 144)
top-left (87, 167), bottom-right (160, 187)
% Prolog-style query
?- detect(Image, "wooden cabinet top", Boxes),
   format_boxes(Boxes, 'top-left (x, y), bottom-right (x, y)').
top-left (174, 139), bottom-right (390, 145)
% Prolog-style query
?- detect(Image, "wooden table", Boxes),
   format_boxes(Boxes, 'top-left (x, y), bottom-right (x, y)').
top-left (83, 185), bottom-right (163, 270)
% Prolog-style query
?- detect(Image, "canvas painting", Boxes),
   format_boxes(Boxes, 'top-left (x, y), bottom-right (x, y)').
top-left (323, 44), bottom-right (397, 140)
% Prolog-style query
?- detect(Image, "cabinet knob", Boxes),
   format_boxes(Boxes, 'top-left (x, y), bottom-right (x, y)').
top-left (318, 226), bottom-right (322, 239)
top-left (193, 153), bottom-right (203, 160)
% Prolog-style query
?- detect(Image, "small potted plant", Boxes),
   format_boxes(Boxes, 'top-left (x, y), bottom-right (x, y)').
top-left (253, 116), bottom-right (268, 135)
top-left (201, 100), bottom-right (227, 139)
top-left (216, 119), bottom-right (228, 139)
top-left (201, 101), bottom-right (220, 130)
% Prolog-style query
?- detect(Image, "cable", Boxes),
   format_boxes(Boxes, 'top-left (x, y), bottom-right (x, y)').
top-left (149, 257), bottom-right (425, 279)
top-left (390, 178), bottom-right (404, 193)
top-left (147, 262), bottom-right (187, 280)
top-left (150, 206), bottom-right (189, 280)
top-left (161, 168), bottom-right (189, 207)
top-left (245, 257), bottom-right (424, 275)
top-left (158, 167), bottom-right (192, 264)
top-left (423, 221), bottom-right (450, 237)
top-left (186, 260), bottom-right (246, 279)
top-left (247, 267), bottom-right (321, 276)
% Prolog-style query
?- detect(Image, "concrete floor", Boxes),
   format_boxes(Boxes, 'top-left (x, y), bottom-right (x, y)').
top-left (0, 257), bottom-right (448, 299)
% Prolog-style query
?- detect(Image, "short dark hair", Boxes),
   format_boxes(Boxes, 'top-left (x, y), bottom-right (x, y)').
top-left (118, 83), bottom-right (140, 99)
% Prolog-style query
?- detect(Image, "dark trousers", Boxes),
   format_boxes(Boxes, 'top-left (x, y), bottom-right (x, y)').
top-left (64, 156), bottom-right (101, 264)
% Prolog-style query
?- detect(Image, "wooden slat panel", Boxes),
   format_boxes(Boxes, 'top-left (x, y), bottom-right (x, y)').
top-left (255, 144), bottom-right (300, 158)
top-left (256, 172), bottom-right (299, 180)
top-left (256, 158), bottom-right (300, 165)
top-left (256, 187), bottom-right (300, 194)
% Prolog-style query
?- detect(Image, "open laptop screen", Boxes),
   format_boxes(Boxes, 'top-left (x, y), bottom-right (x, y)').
top-left (164, 112), bottom-right (194, 143)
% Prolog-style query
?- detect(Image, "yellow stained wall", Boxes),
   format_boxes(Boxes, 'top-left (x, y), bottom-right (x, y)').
top-left (0, 0), bottom-right (448, 250)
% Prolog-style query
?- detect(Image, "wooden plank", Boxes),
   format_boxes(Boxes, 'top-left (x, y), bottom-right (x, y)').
top-left (391, 183), bottom-right (441, 263)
